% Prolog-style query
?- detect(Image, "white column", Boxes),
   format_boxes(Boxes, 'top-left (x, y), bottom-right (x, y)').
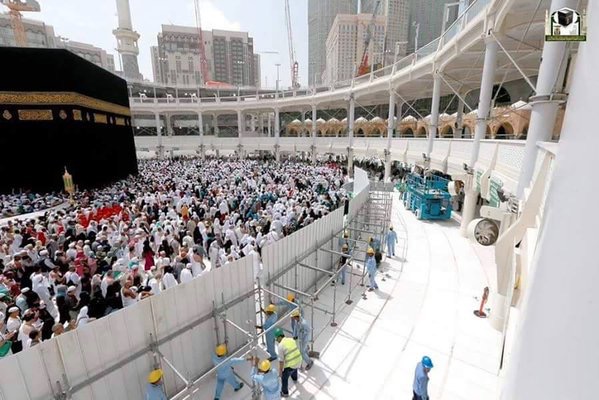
top-left (428, 73), bottom-right (442, 155)
top-left (259, 112), bottom-right (264, 136)
top-left (250, 114), bottom-right (256, 134)
top-left (237, 110), bottom-right (244, 138)
top-left (470, 37), bottom-right (498, 166)
top-left (460, 36), bottom-right (498, 236)
top-left (348, 95), bottom-right (355, 174)
top-left (274, 108), bottom-right (280, 162)
top-left (300, 111), bottom-right (306, 137)
top-left (154, 112), bottom-right (163, 158)
top-left (267, 113), bottom-right (272, 136)
top-left (213, 114), bottom-right (219, 136)
top-left (311, 104), bottom-right (317, 163)
top-left (387, 91), bottom-right (396, 141)
top-left (455, 97), bottom-right (465, 138)
top-left (166, 114), bottom-right (173, 136)
top-left (502, 6), bottom-right (598, 398)
top-left (385, 91), bottom-right (396, 182)
top-left (197, 112), bottom-right (204, 138)
top-left (516, 0), bottom-right (577, 199)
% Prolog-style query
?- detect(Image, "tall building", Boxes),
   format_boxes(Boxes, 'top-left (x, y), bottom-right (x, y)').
top-left (253, 54), bottom-right (261, 88)
top-left (151, 25), bottom-right (259, 87)
top-left (0, 15), bottom-right (115, 72)
top-left (308, 0), bottom-right (358, 86)
top-left (113, 0), bottom-right (141, 80)
top-left (324, 13), bottom-right (386, 85)
top-left (0, 14), bottom-right (55, 48)
top-left (57, 40), bottom-right (116, 73)
top-left (361, 0), bottom-right (410, 63)
top-left (407, 0), bottom-right (458, 53)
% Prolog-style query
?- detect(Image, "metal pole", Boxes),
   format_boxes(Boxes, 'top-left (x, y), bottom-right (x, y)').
top-left (330, 270), bottom-right (338, 327)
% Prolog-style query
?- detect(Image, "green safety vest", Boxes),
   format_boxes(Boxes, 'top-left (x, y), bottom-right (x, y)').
top-left (281, 337), bottom-right (302, 369)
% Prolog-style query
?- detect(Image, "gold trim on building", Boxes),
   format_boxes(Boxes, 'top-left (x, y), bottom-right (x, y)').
top-left (94, 113), bottom-right (108, 124)
top-left (115, 117), bottom-right (126, 126)
top-left (0, 91), bottom-right (131, 117)
top-left (2, 110), bottom-right (12, 120)
top-left (18, 109), bottom-right (53, 121)
top-left (73, 109), bottom-right (82, 121)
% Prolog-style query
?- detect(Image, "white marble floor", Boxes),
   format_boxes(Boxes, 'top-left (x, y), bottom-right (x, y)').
top-left (188, 193), bottom-right (502, 400)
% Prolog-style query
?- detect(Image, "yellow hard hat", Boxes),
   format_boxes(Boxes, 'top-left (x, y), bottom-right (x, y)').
top-left (215, 344), bottom-right (227, 356)
top-left (148, 369), bottom-right (163, 384)
top-left (367, 247), bottom-right (375, 255)
top-left (291, 309), bottom-right (300, 317)
top-left (265, 304), bottom-right (276, 313)
top-left (287, 293), bottom-right (295, 302)
top-left (258, 359), bottom-right (271, 372)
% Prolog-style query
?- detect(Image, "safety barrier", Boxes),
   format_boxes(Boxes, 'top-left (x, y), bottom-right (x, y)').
top-left (0, 170), bottom-right (372, 400)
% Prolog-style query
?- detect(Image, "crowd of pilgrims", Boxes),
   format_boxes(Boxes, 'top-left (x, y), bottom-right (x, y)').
top-left (0, 158), bottom-right (347, 356)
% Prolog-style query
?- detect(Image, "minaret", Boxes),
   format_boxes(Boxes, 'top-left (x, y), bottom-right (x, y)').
top-left (113, 0), bottom-right (141, 80)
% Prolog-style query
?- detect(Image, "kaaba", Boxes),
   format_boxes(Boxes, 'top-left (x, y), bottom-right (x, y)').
top-left (0, 47), bottom-right (138, 193)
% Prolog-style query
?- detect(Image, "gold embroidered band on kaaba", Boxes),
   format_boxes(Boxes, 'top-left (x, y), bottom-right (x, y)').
top-left (0, 91), bottom-right (131, 117)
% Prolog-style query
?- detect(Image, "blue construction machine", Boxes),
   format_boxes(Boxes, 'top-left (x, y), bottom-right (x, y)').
top-left (402, 173), bottom-right (453, 220)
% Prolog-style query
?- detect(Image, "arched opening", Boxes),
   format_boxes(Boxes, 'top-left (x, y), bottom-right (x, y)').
top-left (357, 128), bottom-right (365, 137)
top-left (370, 128), bottom-right (382, 137)
top-left (463, 125), bottom-right (472, 138)
top-left (495, 122), bottom-right (514, 139)
top-left (440, 125), bottom-right (453, 138)
top-left (417, 126), bottom-right (427, 137)
top-left (519, 125), bottom-right (528, 140)
top-left (403, 128), bottom-right (414, 137)
top-left (485, 125), bottom-right (492, 139)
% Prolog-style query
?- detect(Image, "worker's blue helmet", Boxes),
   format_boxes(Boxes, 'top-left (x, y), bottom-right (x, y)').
top-left (422, 356), bottom-right (433, 369)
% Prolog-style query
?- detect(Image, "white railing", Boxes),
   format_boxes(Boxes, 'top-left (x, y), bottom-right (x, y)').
top-left (128, 0), bottom-right (489, 107)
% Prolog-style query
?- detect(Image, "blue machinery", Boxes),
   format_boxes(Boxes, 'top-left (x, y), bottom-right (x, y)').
top-left (402, 174), bottom-right (453, 220)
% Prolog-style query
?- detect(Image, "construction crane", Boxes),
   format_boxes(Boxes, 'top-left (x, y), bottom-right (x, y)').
top-left (284, 0), bottom-right (300, 89)
top-left (356, 0), bottom-right (381, 77)
top-left (194, 0), bottom-right (210, 85)
top-left (1, 0), bottom-right (41, 47)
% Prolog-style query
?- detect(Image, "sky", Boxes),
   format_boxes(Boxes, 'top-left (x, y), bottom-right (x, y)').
top-left (35, 0), bottom-right (308, 88)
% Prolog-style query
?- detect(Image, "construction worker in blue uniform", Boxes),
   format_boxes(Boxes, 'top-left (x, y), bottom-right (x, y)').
top-left (291, 309), bottom-right (314, 370)
top-left (338, 230), bottom-right (350, 249)
top-left (211, 344), bottom-right (245, 400)
top-left (334, 243), bottom-right (350, 285)
top-left (256, 304), bottom-right (278, 360)
top-left (386, 226), bottom-right (398, 257)
top-left (412, 356), bottom-right (433, 400)
top-left (251, 358), bottom-right (281, 400)
top-left (365, 247), bottom-right (379, 291)
top-left (275, 293), bottom-right (298, 332)
top-left (145, 369), bottom-right (167, 400)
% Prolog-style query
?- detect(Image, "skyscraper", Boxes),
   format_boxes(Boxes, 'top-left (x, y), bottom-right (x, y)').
top-left (151, 25), bottom-right (259, 87)
top-left (308, 0), bottom-right (358, 86)
top-left (361, 0), bottom-right (410, 63)
top-left (407, 0), bottom-right (458, 53)
top-left (324, 13), bottom-right (386, 85)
